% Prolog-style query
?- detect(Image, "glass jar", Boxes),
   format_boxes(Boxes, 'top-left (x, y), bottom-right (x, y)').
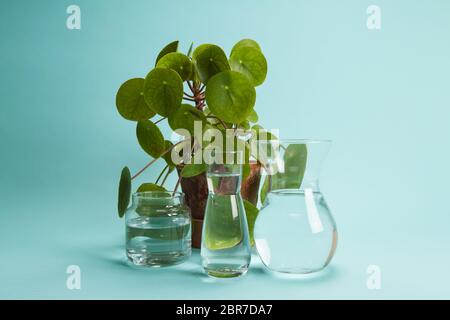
top-left (125, 191), bottom-right (191, 267)
top-left (254, 140), bottom-right (337, 274)
top-left (201, 151), bottom-right (252, 278)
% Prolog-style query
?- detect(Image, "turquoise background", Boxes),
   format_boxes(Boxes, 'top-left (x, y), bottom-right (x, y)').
top-left (1, 0), bottom-right (450, 299)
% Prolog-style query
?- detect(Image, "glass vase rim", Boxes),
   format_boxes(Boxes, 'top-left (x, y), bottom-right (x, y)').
top-left (206, 149), bottom-right (244, 165)
top-left (258, 138), bottom-right (332, 144)
top-left (132, 191), bottom-right (184, 199)
top-left (268, 189), bottom-right (319, 195)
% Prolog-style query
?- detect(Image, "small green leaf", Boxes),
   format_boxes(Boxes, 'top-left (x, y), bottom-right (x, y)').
top-left (259, 144), bottom-right (308, 203)
top-left (187, 42), bottom-right (194, 57)
top-left (137, 183), bottom-right (167, 193)
top-left (250, 125), bottom-right (278, 164)
top-left (231, 39), bottom-right (262, 56)
top-left (260, 176), bottom-right (269, 205)
top-left (242, 163), bottom-right (250, 182)
top-left (136, 120), bottom-right (165, 158)
top-left (247, 109), bottom-right (259, 123)
top-left (116, 78), bottom-right (155, 121)
top-left (155, 40), bottom-right (179, 65)
top-left (230, 46), bottom-right (267, 86)
top-left (192, 44), bottom-right (230, 83)
top-left (118, 167), bottom-right (131, 218)
top-left (243, 199), bottom-right (259, 246)
top-left (252, 124), bottom-right (277, 140)
top-left (181, 163), bottom-right (207, 178)
top-left (274, 144), bottom-right (307, 190)
top-left (239, 120), bottom-right (250, 130)
top-left (205, 71), bottom-right (256, 124)
top-left (203, 106), bottom-right (212, 116)
top-left (168, 104), bottom-right (206, 135)
top-left (156, 52), bottom-right (193, 81)
top-left (204, 195), bottom-right (242, 250)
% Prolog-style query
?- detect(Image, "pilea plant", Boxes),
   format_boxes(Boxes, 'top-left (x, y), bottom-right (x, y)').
top-left (116, 39), bottom-right (269, 247)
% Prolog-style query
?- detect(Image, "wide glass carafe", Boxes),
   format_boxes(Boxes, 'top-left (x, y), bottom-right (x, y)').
top-left (254, 140), bottom-right (337, 274)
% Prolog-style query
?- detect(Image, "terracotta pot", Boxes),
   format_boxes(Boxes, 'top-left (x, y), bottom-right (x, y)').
top-left (240, 162), bottom-right (262, 206)
top-left (177, 162), bottom-right (262, 248)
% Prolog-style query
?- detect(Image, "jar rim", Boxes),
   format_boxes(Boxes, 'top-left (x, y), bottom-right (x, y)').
top-left (132, 191), bottom-right (184, 199)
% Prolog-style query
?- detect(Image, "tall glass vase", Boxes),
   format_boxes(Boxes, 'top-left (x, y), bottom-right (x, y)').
top-left (201, 151), bottom-right (252, 278)
top-left (254, 140), bottom-right (337, 274)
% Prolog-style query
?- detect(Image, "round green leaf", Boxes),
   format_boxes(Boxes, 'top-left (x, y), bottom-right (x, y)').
top-left (144, 68), bottom-right (183, 117)
top-left (155, 40), bottom-right (179, 66)
top-left (230, 46), bottom-right (267, 86)
top-left (231, 39), bottom-right (262, 56)
top-left (192, 44), bottom-right (230, 84)
top-left (247, 109), bottom-right (259, 123)
top-left (274, 144), bottom-right (308, 190)
top-left (203, 195), bottom-right (243, 250)
top-left (116, 78), bottom-right (155, 121)
top-left (181, 163), bottom-right (207, 178)
top-left (137, 183), bottom-right (167, 193)
top-left (205, 71), bottom-right (256, 124)
top-left (259, 144), bottom-right (308, 202)
top-left (118, 167), bottom-right (131, 218)
top-left (136, 120), bottom-right (165, 158)
top-left (168, 104), bottom-right (206, 135)
top-left (156, 52), bottom-right (193, 81)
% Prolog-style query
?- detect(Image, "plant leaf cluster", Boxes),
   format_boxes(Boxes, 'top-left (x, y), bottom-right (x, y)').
top-left (116, 39), bottom-right (274, 243)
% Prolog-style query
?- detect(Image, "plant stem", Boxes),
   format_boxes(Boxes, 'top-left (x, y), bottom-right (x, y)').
top-left (184, 91), bottom-right (195, 98)
top-left (172, 138), bottom-right (195, 195)
top-left (172, 173), bottom-right (183, 196)
top-left (155, 165), bottom-right (169, 184)
top-left (131, 140), bottom-right (185, 180)
top-left (195, 101), bottom-right (204, 110)
top-left (155, 117), bottom-right (166, 125)
top-left (186, 80), bottom-right (206, 110)
top-left (160, 168), bottom-right (171, 187)
top-left (187, 81), bottom-right (195, 93)
top-left (131, 157), bottom-right (159, 180)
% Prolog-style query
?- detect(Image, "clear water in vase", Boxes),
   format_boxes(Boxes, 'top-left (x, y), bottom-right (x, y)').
top-left (201, 154), bottom-right (252, 278)
top-left (254, 139), bottom-right (338, 274)
top-left (125, 191), bottom-right (191, 267)
top-left (126, 215), bottom-right (191, 267)
top-left (255, 189), bottom-right (337, 274)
